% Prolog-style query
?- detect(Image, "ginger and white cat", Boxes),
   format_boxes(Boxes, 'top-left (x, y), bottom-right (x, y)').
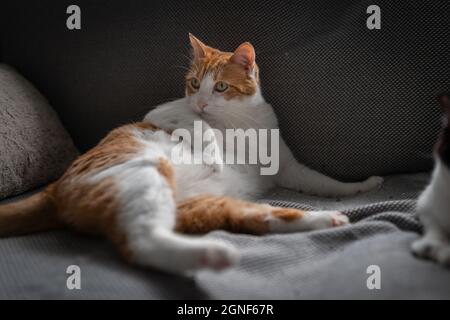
top-left (412, 94), bottom-right (450, 267)
top-left (0, 35), bottom-right (382, 275)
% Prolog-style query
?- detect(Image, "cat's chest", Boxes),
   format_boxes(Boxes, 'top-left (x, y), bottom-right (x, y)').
top-left (418, 165), bottom-right (450, 230)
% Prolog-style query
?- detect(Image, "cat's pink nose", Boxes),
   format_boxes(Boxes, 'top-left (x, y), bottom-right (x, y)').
top-left (198, 102), bottom-right (208, 112)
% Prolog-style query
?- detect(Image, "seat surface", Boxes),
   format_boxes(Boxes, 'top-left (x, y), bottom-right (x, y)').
top-left (1, 172), bottom-right (449, 299)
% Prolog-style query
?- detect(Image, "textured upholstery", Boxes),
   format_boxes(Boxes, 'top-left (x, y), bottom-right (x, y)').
top-left (0, 65), bottom-right (78, 199)
top-left (1, 173), bottom-right (450, 299)
top-left (1, 1), bottom-right (449, 300)
top-left (2, 0), bottom-right (449, 180)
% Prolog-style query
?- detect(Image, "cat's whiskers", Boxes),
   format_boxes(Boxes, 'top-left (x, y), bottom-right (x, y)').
top-left (220, 108), bottom-right (254, 129)
top-left (222, 108), bottom-right (261, 129)
top-left (205, 107), bottom-right (235, 129)
top-left (180, 52), bottom-right (192, 62)
top-left (223, 113), bottom-right (238, 130)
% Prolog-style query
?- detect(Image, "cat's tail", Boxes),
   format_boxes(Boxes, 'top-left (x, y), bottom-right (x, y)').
top-left (0, 188), bottom-right (62, 237)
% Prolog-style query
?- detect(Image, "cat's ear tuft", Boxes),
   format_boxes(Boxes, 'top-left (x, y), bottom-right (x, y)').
top-left (189, 33), bottom-right (207, 61)
top-left (231, 42), bottom-right (255, 71)
top-left (438, 94), bottom-right (450, 114)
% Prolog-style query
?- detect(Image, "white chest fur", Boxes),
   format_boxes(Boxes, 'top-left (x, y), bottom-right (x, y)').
top-left (412, 159), bottom-right (450, 267)
top-left (417, 160), bottom-right (450, 232)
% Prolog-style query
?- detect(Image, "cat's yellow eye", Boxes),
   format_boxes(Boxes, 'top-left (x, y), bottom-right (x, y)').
top-left (190, 78), bottom-right (200, 90)
top-left (214, 81), bottom-right (229, 93)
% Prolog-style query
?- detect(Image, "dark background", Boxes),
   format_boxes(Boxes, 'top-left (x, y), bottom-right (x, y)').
top-left (1, 0), bottom-right (449, 180)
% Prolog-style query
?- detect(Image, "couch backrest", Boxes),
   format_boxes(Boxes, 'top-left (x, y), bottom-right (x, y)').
top-left (2, 0), bottom-right (449, 180)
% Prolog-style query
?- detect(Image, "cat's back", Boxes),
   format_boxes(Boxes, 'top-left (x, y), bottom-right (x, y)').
top-left (59, 122), bottom-right (171, 181)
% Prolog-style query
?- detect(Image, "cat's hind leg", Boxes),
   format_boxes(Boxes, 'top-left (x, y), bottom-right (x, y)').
top-left (277, 161), bottom-right (383, 197)
top-left (176, 195), bottom-right (349, 235)
top-left (277, 138), bottom-right (383, 197)
top-left (106, 160), bottom-right (239, 274)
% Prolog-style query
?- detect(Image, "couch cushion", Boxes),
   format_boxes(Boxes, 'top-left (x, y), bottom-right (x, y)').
top-left (2, 173), bottom-right (450, 299)
top-left (0, 64), bottom-right (78, 200)
top-left (262, 172), bottom-right (430, 210)
top-left (1, 1), bottom-right (448, 180)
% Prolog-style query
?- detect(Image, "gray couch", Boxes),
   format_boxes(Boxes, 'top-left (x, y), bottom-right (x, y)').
top-left (1, 0), bottom-right (449, 299)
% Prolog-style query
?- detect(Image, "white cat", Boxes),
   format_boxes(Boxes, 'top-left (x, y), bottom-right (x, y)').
top-left (145, 34), bottom-right (383, 202)
top-left (412, 94), bottom-right (450, 267)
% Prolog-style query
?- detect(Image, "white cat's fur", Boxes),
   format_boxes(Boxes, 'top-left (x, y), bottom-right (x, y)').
top-left (144, 73), bottom-right (383, 202)
top-left (412, 159), bottom-right (450, 267)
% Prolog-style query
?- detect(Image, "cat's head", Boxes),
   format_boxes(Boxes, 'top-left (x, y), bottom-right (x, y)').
top-left (185, 34), bottom-right (263, 116)
top-left (436, 94), bottom-right (450, 166)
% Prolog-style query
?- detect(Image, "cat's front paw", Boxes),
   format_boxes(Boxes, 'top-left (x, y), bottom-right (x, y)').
top-left (411, 238), bottom-right (435, 258)
top-left (211, 161), bottom-right (224, 174)
top-left (436, 247), bottom-right (450, 268)
top-left (412, 238), bottom-right (450, 267)
top-left (203, 153), bottom-right (224, 174)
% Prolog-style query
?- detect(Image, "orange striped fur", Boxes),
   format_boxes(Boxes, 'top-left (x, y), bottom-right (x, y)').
top-left (176, 195), bottom-right (304, 235)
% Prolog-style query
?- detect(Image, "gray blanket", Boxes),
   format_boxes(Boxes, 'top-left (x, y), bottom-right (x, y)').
top-left (1, 172), bottom-right (449, 299)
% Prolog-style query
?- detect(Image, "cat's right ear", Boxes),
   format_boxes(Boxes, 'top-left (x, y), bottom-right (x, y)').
top-left (230, 42), bottom-right (255, 72)
top-left (189, 33), bottom-right (207, 62)
top-left (438, 94), bottom-right (450, 115)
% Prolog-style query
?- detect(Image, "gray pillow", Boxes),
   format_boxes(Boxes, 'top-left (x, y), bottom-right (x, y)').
top-left (0, 64), bottom-right (79, 200)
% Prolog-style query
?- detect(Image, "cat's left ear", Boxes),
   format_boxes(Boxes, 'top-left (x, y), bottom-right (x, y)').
top-left (189, 33), bottom-right (207, 62)
top-left (231, 42), bottom-right (255, 72)
top-left (438, 94), bottom-right (450, 115)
